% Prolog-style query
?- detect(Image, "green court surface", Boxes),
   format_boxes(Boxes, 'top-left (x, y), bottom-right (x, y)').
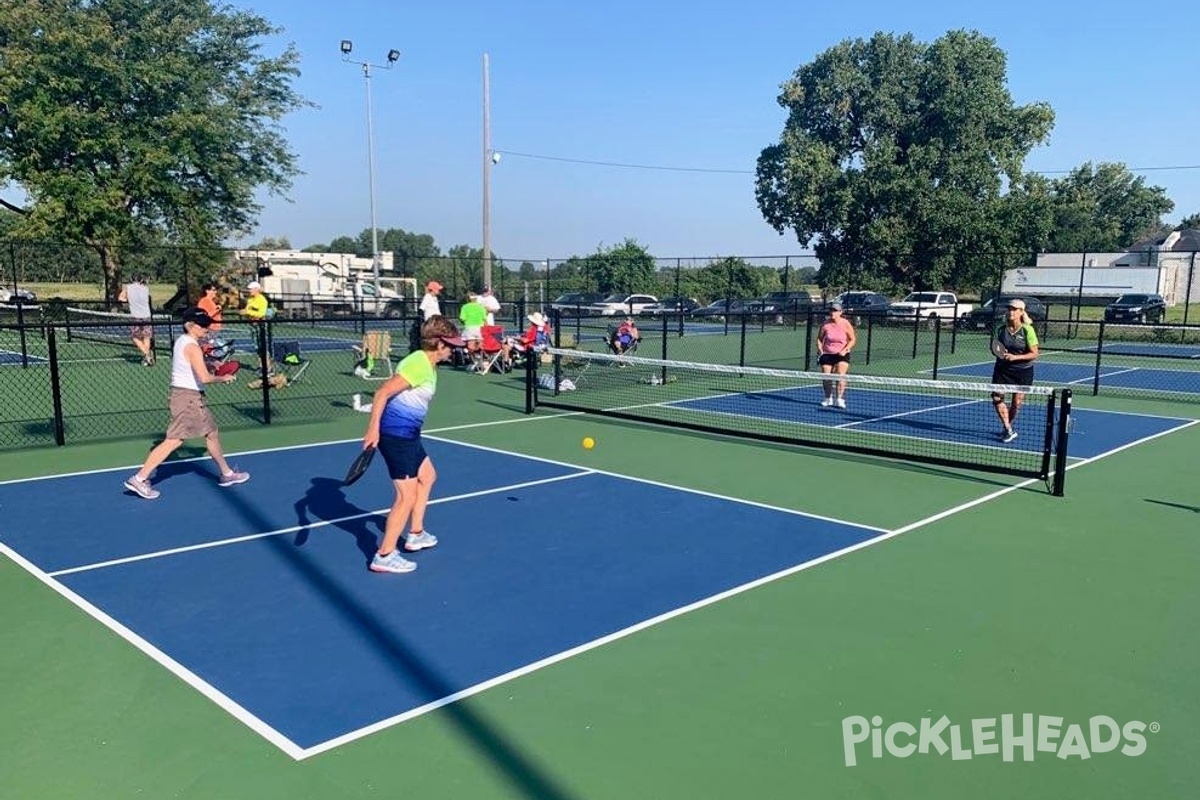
top-left (1, 364), bottom-right (1198, 799)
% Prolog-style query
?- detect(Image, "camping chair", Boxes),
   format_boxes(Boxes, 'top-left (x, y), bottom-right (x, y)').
top-left (271, 340), bottom-right (309, 384)
top-left (607, 324), bottom-right (641, 364)
top-left (351, 330), bottom-right (393, 381)
top-left (478, 325), bottom-right (511, 375)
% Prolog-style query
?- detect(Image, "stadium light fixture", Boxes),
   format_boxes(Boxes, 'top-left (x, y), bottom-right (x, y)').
top-left (341, 42), bottom-right (401, 296)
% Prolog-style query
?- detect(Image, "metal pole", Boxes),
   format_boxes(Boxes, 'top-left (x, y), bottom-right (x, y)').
top-left (364, 61), bottom-right (381, 297)
top-left (482, 53), bottom-right (492, 291)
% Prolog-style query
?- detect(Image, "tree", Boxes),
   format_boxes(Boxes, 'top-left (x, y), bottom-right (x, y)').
top-left (579, 239), bottom-right (656, 294)
top-left (756, 30), bottom-right (1054, 290)
top-left (1176, 213), bottom-right (1200, 231)
top-left (0, 0), bottom-right (309, 299)
top-left (1040, 163), bottom-right (1174, 252)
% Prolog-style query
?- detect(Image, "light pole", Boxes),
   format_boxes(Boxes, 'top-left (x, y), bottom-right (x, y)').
top-left (341, 40), bottom-right (399, 298)
top-left (482, 53), bottom-right (495, 292)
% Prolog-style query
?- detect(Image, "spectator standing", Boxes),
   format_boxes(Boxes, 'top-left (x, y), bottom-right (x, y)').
top-left (420, 281), bottom-right (443, 321)
top-left (479, 285), bottom-right (502, 326)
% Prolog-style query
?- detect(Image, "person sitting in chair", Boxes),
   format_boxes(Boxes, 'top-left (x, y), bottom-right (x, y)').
top-left (608, 317), bottom-right (639, 356)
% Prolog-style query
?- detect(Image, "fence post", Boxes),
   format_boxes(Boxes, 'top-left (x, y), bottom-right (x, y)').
top-left (932, 318), bottom-right (942, 379)
top-left (259, 320), bottom-right (272, 423)
top-left (47, 326), bottom-right (66, 446)
top-left (1092, 320), bottom-right (1105, 396)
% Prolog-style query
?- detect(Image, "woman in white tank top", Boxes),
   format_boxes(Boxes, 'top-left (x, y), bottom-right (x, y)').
top-left (122, 308), bottom-right (250, 500)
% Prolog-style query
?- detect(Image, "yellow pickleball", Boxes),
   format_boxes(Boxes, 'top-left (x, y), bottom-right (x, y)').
top-left (582, 437), bottom-right (595, 450)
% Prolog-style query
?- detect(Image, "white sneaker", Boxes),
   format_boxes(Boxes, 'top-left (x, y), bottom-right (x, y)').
top-left (124, 474), bottom-right (160, 500)
top-left (370, 551), bottom-right (416, 574)
top-left (218, 469), bottom-right (250, 487)
top-left (404, 531), bottom-right (439, 552)
top-left (820, 397), bottom-right (833, 408)
top-left (835, 398), bottom-right (846, 409)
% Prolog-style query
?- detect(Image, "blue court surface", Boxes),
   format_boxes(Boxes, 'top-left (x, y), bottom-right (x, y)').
top-left (0, 439), bottom-right (894, 757)
top-left (667, 382), bottom-right (1189, 459)
top-left (938, 357), bottom-right (1200, 395)
top-left (0, 349), bottom-right (46, 365)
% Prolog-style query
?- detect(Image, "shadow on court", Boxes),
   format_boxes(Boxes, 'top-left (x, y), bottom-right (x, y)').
top-left (1145, 498), bottom-right (1200, 514)
top-left (293, 477), bottom-right (379, 562)
top-left (212, 474), bottom-right (581, 799)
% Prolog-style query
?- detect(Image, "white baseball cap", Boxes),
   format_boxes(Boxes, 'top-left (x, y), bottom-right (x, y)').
top-left (246, 280), bottom-right (262, 290)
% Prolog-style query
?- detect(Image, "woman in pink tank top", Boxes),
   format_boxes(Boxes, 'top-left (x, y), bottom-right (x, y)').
top-left (815, 302), bottom-right (857, 409)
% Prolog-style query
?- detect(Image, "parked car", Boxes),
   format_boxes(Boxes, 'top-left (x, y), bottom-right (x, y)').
top-left (586, 293), bottom-right (659, 316)
top-left (829, 291), bottom-right (891, 322)
top-left (691, 299), bottom-right (757, 320)
top-left (642, 296), bottom-right (700, 316)
top-left (0, 287), bottom-right (37, 305)
top-left (960, 296), bottom-right (1047, 330)
top-left (757, 291), bottom-right (816, 313)
top-left (886, 291), bottom-right (972, 322)
top-left (550, 292), bottom-right (605, 315)
top-left (1103, 293), bottom-right (1166, 324)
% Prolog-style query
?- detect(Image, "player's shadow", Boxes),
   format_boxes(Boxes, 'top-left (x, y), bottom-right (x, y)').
top-left (293, 477), bottom-right (380, 563)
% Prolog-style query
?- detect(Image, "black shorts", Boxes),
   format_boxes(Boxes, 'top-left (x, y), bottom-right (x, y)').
top-left (818, 353), bottom-right (850, 367)
top-left (377, 434), bottom-right (429, 480)
top-left (991, 361), bottom-right (1034, 388)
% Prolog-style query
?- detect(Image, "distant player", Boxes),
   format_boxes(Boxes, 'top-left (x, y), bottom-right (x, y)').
top-left (118, 275), bottom-right (154, 366)
top-left (990, 299), bottom-right (1039, 443)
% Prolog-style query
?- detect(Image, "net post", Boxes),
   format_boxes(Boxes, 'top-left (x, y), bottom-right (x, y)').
top-left (47, 326), bottom-right (66, 446)
top-left (1092, 321), bottom-right (1105, 396)
top-left (1040, 390), bottom-right (1056, 483)
top-left (552, 309), bottom-right (562, 391)
top-left (1052, 388), bottom-right (1072, 497)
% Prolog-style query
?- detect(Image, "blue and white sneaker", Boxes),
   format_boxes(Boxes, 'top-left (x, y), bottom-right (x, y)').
top-left (1002, 428), bottom-right (1019, 444)
top-left (404, 531), bottom-right (439, 552)
top-left (370, 551), bottom-right (416, 574)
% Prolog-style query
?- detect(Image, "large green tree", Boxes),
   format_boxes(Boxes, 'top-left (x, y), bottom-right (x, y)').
top-left (0, 0), bottom-right (308, 299)
top-left (1038, 163), bottom-right (1174, 252)
top-left (756, 30), bottom-right (1054, 291)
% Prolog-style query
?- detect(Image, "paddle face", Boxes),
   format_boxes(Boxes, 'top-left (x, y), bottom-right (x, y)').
top-left (991, 339), bottom-right (1008, 358)
top-left (344, 446), bottom-right (377, 486)
top-left (214, 360), bottom-right (241, 377)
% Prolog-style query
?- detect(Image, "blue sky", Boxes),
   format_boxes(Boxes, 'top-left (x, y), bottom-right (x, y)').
top-left (231, 0), bottom-right (1199, 261)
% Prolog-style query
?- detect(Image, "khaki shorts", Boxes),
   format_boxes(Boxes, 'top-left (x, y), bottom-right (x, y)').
top-left (165, 387), bottom-right (218, 440)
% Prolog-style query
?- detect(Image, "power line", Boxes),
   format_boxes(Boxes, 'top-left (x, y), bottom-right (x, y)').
top-left (497, 149), bottom-right (1200, 177)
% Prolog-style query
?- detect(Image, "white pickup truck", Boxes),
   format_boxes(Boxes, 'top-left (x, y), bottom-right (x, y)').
top-left (886, 291), bottom-right (972, 322)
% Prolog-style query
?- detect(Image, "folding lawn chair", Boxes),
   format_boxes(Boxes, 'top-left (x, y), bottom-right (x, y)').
top-left (478, 325), bottom-right (511, 375)
top-left (271, 340), bottom-right (309, 384)
top-left (351, 331), bottom-right (393, 381)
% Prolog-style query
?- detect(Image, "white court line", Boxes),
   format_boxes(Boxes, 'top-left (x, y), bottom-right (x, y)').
top-left (48, 470), bottom-right (595, 577)
top-left (0, 540), bottom-right (307, 761)
top-left (0, 411), bottom-right (580, 487)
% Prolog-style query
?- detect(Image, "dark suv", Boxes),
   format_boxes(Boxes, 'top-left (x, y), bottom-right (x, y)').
top-left (757, 291), bottom-right (815, 313)
top-left (830, 291), bottom-right (890, 322)
top-left (1103, 293), bottom-right (1166, 324)
top-left (961, 296), bottom-right (1047, 330)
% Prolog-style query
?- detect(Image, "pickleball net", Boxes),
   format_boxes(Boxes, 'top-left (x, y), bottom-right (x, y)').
top-left (530, 347), bottom-right (1072, 495)
top-left (63, 307), bottom-right (177, 348)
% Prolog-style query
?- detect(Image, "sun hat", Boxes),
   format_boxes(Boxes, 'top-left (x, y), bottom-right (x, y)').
top-left (426, 281), bottom-right (443, 292)
top-left (527, 311), bottom-right (547, 327)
